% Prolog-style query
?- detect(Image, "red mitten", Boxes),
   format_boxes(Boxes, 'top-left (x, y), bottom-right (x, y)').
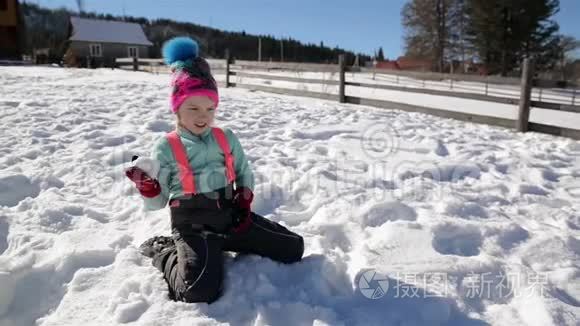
top-left (125, 166), bottom-right (161, 198)
top-left (234, 187), bottom-right (254, 210)
top-left (232, 187), bottom-right (254, 233)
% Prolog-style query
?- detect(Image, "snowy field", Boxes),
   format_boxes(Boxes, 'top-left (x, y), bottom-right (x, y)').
top-left (228, 69), bottom-right (578, 105)
top-left (229, 70), bottom-right (580, 130)
top-left (0, 66), bottom-right (579, 326)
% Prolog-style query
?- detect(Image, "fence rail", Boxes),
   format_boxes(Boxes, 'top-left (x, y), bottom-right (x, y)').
top-left (115, 57), bottom-right (227, 75)
top-left (233, 60), bottom-right (338, 73)
top-left (115, 56), bottom-right (580, 140)
top-left (361, 67), bottom-right (526, 85)
top-left (344, 81), bottom-right (520, 106)
top-left (232, 71), bottom-right (341, 86)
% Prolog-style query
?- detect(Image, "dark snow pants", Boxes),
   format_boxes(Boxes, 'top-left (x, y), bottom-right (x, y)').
top-left (151, 187), bottom-right (304, 303)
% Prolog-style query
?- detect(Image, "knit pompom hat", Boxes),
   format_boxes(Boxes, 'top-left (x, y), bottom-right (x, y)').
top-left (162, 37), bottom-right (219, 113)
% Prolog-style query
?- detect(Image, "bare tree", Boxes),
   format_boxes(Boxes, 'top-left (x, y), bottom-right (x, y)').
top-left (448, 0), bottom-right (469, 73)
top-left (402, 0), bottom-right (453, 72)
top-left (558, 36), bottom-right (580, 80)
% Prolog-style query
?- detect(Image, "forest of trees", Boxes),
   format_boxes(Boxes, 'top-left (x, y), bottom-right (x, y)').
top-left (19, 1), bottom-right (579, 78)
top-left (402, 0), bottom-right (579, 77)
top-left (20, 2), bottom-right (372, 65)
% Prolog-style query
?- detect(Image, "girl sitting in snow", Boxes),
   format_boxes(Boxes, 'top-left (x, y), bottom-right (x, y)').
top-left (125, 37), bottom-right (304, 303)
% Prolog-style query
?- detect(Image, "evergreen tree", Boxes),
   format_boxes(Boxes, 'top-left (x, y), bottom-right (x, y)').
top-left (402, 0), bottom-right (561, 74)
top-left (19, 2), bottom-right (371, 64)
top-left (465, 0), bottom-right (560, 75)
top-left (377, 47), bottom-right (385, 61)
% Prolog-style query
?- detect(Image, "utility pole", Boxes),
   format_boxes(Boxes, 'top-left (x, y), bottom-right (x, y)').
top-left (122, 0), bottom-right (127, 21)
top-left (280, 39), bottom-right (284, 62)
top-left (75, 0), bottom-right (84, 14)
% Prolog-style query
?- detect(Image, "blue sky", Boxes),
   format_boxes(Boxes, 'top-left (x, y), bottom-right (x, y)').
top-left (33, 0), bottom-right (580, 58)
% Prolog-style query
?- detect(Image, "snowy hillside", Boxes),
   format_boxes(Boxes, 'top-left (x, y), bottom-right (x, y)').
top-left (0, 67), bottom-right (579, 326)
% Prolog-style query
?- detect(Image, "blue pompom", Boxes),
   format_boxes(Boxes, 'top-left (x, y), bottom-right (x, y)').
top-left (162, 37), bottom-right (199, 65)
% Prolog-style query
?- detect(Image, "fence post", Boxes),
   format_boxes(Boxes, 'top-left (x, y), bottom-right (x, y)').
top-left (339, 54), bottom-right (346, 103)
top-left (485, 78), bottom-right (489, 96)
top-left (132, 57), bottom-right (138, 71)
top-left (225, 49), bottom-right (231, 88)
top-left (516, 58), bottom-right (534, 133)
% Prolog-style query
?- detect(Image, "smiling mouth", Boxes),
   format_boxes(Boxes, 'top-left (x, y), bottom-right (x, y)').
top-left (194, 123), bottom-right (207, 128)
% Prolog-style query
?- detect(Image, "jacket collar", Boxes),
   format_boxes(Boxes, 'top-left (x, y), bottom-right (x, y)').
top-left (177, 126), bottom-right (212, 142)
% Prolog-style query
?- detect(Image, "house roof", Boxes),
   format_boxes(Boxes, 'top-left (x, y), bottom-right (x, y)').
top-left (396, 57), bottom-right (432, 70)
top-left (376, 61), bottom-right (400, 70)
top-left (69, 17), bottom-right (153, 46)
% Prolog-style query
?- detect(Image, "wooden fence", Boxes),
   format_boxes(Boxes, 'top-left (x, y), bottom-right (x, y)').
top-left (115, 56), bottom-right (580, 140)
top-left (115, 57), bottom-right (227, 75)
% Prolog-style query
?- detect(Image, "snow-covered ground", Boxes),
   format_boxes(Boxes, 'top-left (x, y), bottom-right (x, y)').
top-left (230, 69), bottom-right (578, 105)
top-left (0, 66), bottom-right (579, 326)
top-left (230, 70), bottom-right (580, 130)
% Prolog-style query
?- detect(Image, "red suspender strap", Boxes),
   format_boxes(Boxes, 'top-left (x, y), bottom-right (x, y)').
top-left (166, 131), bottom-right (196, 195)
top-left (211, 128), bottom-right (237, 184)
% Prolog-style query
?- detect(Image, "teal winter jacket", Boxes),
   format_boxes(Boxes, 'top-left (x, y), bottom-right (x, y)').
top-left (142, 126), bottom-right (254, 211)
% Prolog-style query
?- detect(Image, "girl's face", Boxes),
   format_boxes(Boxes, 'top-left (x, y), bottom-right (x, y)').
top-left (177, 96), bottom-right (216, 135)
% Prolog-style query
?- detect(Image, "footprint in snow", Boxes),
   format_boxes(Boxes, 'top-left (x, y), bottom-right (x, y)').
top-left (431, 223), bottom-right (483, 257)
